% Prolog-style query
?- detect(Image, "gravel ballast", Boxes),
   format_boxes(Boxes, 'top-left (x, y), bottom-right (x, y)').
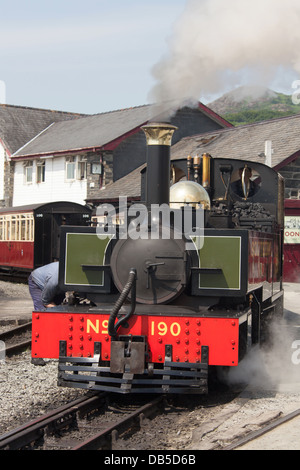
top-left (0, 353), bottom-right (85, 435)
top-left (0, 280), bottom-right (85, 435)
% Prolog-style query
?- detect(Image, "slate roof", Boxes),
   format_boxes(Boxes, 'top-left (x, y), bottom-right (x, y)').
top-left (170, 113), bottom-right (300, 169)
top-left (0, 104), bottom-right (84, 155)
top-left (91, 113), bottom-right (300, 202)
top-left (89, 165), bottom-right (145, 203)
top-left (13, 102), bottom-right (231, 158)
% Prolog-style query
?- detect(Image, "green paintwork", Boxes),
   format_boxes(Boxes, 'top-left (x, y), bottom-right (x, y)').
top-left (65, 233), bottom-right (112, 286)
top-left (194, 236), bottom-right (241, 289)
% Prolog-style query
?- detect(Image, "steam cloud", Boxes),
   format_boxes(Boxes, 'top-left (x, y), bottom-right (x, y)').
top-left (223, 318), bottom-right (299, 392)
top-left (149, 0), bottom-right (300, 108)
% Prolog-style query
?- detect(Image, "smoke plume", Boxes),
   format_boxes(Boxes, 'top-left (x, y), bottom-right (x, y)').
top-left (149, 0), bottom-right (300, 109)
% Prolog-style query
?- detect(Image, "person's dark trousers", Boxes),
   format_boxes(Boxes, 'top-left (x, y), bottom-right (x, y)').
top-left (28, 274), bottom-right (46, 365)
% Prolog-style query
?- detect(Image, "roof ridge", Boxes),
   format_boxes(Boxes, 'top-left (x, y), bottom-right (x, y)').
top-left (89, 103), bottom-right (152, 117)
top-left (225, 111), bottom-right (300, 130)
top-left (178, 111), bottom-right (300, 142)
top-left (0, 103), bottom-right (86, 116)
top-left (42, 103), bottom-right (154, 127)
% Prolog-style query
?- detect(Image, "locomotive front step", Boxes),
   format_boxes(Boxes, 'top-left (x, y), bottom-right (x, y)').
top-left (57, 345), bottom-right (209, 395)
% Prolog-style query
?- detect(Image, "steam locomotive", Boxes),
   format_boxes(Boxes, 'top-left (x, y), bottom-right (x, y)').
top-left (31, 123), bottom-right (284, 394)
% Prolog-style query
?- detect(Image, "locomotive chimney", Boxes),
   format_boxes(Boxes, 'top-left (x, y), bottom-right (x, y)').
top-left (142, 123), bottom-right (177, 206)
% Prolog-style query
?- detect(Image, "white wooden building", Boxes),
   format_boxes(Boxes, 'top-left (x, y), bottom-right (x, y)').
top-left (13, 155), bottom-right (88, 206)
top-left (0, 104), bottom-right (85, 207)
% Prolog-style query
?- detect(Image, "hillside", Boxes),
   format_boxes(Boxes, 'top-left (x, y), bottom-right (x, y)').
top-left (208, 86), bottom-right (300, 126)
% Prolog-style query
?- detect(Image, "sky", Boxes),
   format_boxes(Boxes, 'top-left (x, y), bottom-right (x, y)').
top-left (1, 0), bottom-right (300, 116)
top-left (0, 0), bottom-right (187, 114)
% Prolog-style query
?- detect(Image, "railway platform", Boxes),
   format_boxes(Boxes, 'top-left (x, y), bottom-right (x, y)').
top-left (0, 280), bottom-right (32, 324)
top-left (0, 298), bottom-right (32, 324)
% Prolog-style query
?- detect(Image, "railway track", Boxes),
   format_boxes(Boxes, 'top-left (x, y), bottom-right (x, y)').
top-left (0, 392), bottom-right (165, 450)
top-left (0, 321), bottom-right (32, 356)
top-left (223, 407), bottom-right (300, 450)
top-left (2, 368), bottom-right (298, 450)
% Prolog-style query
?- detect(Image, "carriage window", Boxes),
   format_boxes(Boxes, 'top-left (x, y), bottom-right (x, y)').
top-left (21, 214), bottom-right (34, 241)
top-left (0, 213), bottom-right (34, 241)
top-left (11, 216), bottom-right (16, 240)
top-left (26, 215), bottom-right (34, 241)
top-left (21, 215), bottom-right (27, 240)
top-left (5, 217), bottom-right (10, 240)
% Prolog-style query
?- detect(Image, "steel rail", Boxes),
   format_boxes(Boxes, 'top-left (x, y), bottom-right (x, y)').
top-left (0, 321), bottom-right (32, 341)
top-left (223, 407), bottom-right (300, 450)
top-left (72, 396), bottom-right (164, 450)
top-left (0, 321), bottom-right (32, 356)
top-left (0, 393), bottom-right (105, 450)
top-left (4, 339), bottom-right (32, 356)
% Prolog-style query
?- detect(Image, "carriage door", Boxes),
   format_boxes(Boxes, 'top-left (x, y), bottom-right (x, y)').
top-left (51, 213), bottom-right (66, 261)
top-left (52, 213), bottom-right (82, 261)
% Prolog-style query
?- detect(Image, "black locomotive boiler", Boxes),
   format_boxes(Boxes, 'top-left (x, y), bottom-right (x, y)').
top-left (31, 123), bottom-right (284, 394)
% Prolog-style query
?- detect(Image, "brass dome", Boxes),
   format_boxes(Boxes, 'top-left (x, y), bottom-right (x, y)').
top-left (170, 181), bottom-right (211, 210)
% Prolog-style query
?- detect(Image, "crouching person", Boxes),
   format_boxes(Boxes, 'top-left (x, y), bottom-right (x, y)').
top-left (28, 261), bottom-right (65, 366)
top-left (28, 261), bottom-right (65, 311)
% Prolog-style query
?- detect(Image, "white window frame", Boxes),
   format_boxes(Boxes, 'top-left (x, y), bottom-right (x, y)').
top-left (0, 213), bottom-right (34, 241)
top-left (65, 156), bottom-right (87, 181)
top-left (77, 156), bottom-right (87, 180)
top-left (66, 157), bottom-right (76, 181)
top-left (36, 160), bottom-right (46, 183)
top-left (24, 161), bottom-right (33, 184)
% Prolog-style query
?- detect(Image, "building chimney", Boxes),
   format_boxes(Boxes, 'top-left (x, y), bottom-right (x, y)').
top-left (265, 140), bottom-right (273, 167)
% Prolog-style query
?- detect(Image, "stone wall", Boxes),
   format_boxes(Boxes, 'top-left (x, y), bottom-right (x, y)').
top-left (86, 150), bottom-right (113, 202)
top-left (279, 157), bottom-right (300, 199)
top-left (1, 159), bottom-right (14, 207)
